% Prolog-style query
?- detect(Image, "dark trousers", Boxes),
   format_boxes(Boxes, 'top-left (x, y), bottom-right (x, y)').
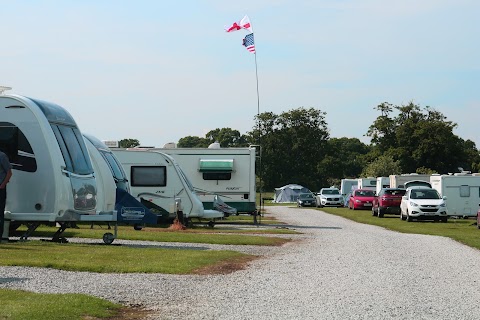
top-left (0, 188), bottom-right (6, 239)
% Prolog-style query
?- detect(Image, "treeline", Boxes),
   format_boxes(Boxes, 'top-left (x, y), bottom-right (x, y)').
top-left (140, 102), bottom-right (480, 192)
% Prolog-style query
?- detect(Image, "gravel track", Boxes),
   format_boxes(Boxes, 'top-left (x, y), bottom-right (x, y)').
top-left (1, 206), bottom-right (480, 319)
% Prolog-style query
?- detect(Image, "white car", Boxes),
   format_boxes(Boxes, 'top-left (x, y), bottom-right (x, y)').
top-left (400, 187), bottom-right (448, 222)
top-left (315, 188), bottom-right (344, 208)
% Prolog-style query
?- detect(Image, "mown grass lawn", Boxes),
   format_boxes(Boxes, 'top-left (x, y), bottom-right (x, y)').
top-left (319, 207), bottom-right (480, 250)
top-left (0, 289), bottom-right (123, 320)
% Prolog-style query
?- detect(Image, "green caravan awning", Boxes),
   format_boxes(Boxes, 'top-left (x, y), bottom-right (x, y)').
top-left (199, 159), bottom-right (234, 172)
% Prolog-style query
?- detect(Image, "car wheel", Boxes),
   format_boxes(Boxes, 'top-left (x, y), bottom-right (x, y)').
top-left (406, 212), bottom-right (413, 222)
top-left (442, 217), bottom-right (448, 223)
top-left (378, 208), bottom-right (384, 218)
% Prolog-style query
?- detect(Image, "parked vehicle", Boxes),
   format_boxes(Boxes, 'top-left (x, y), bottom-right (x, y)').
top-left (477, 204), bottom-right (480, 229)
top-left (430, 174), bottom-right (480, 218)
top-left (372, 188), bottom-right (406, 217)
top-left (348, 189), bottom-right (375, 210)
top-left (315, 188), bottom-right (343, 208)
top-left (296, 193), bottom-right (316, 207)
top-left (358, 178), bottom-right (376, 190)
top-left (389, 174), bottom-right (431, 189)
top-left (400, 186), bottom-right (448, 222)
top-left (340, 179), bottom-right (358, 197)
top-left (0, 91), bottom-right (117, 243)
top-left (375, 177), bottom-right (390, 195)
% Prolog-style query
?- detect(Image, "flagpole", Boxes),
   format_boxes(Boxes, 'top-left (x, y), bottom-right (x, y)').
top-left (252, 32), bottom-right (262, 225)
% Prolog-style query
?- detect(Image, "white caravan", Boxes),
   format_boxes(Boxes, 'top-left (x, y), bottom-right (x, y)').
top-left (430, 174), bottom-right (480, 217)
top-left (389, 174), bottom-right (432, 189)
top-left (358, 177), bottom-right (376, 190)
top-left (0, 92), bottom-right (116, 242)
top-left (340, 179), bottom-right (358, 196)
top-left (147, 145), bottom-right (257, 214)
top-left (112, 149), bottom-right (224, 224)
top-left (376, 177), bottom-right (390, 195)
top-left (83, 134), bottom-right (157, 228)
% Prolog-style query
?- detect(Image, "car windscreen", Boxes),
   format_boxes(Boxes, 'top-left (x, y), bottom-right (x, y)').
top-left (300, 193), bottom-right (314, 199)
top-left (384, 189), bottom-right (406, 196)
top-left (410, 189), bottom-right (440, 199)
top-left (355, 190), bottom-right (375, 197)
top-left (322, 189), bottom-right (339, 195)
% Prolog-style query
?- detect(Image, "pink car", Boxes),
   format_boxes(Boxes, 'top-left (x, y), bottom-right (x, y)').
top-left (348, 189), bottom-right (376, 210)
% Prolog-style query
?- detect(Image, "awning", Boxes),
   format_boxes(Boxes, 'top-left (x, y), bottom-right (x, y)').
top-left (199, 159), bottom-right (234, 172)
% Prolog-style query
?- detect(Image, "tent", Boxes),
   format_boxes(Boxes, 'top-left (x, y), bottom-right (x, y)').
top-left (274, 184), bottom-right (311, 203)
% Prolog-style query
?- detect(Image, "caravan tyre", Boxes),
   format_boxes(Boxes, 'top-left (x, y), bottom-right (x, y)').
top-left (133, 224), bottom-right (143, 231)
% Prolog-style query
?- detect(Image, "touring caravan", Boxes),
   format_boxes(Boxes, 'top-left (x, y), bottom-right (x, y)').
top-left (112, 149), bottom-right (224, 225)
top-left (358, 177), bottom-right (376, 190)
top-left (0, 92), bottom-right (117, 242)
top-left (430, 174), bottom-right (480, 217)
top-left (340, 179), bottom-right (358, 196)
top-left (390, 174), bottom-right (432, 189)
top-left (376, 177), bottom-right (390, 195)
top-left (147, 145), bottom-right (257, 214)
top-left (83, 134), bottom-right (157, 227)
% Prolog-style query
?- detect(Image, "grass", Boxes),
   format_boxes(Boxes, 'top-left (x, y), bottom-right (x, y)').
top-left (13, 224), bottom-right (292, 246)
top-left (0, 288), bottom-right (123, 320)
top-left (319, 207), bottom-right (480, 250)
top-left (0, 241), bottom-right (251, 274)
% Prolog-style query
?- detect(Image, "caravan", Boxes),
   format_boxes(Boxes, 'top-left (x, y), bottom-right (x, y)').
top-left (340, 179), bottom-right (358, 196)
top-left (389, 174), bottom-right (432, 189)
top-left (83, 134), bottom-right (157, 229)
top-left (430, 174), bottom-right (480, 218)
top-left (376, 177), bottom-right (390, 195)
top-left (0, 91), bottom-right (117, 242)
top-left (112, 149), bottom-right (224, 225)
top-left (358, 177), bottom-right (376, 190)
top-left (148, 145), bottom-right (257, 214)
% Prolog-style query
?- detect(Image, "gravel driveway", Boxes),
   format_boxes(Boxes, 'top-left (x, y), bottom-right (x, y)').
top-left (1, 206), bottom-right (480, 319)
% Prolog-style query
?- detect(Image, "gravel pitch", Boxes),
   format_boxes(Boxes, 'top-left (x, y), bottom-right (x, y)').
top-left (1, 206), bottom-right (480, 319)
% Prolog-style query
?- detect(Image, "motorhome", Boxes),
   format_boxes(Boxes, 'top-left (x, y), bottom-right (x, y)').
top-left (147, 145), bottom-right (257, 214)
top-left (389, 174), bottom-right (432, 189)
top-left (83, 134), bottom-right (157, 228)
top-left (0, 91), bottom-right (116, 242)
top-left (112, 149), bottom-right (224, 225)
top-left (430, 174), bottom-right (480, 217)
top-left (376, 177), bottom-right (390, 195)
top-left (340, 179), bottom-right (358, 196)
top-left (358, 177), bottom-right (376, 190)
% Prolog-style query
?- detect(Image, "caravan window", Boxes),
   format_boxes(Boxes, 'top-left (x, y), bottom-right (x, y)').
top-left (102, 152), bottom-right (126, 181)
top-left (460, 185), bottom-right (470, 197)
top-left (52, 125), bottom-right (93, 175)
top-left (131, 166), bottom-right (166, 187)
top-left (0, 122), bottom-right (37, 172)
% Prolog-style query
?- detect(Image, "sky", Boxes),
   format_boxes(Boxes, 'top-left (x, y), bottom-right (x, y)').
top-left (1, 0), bottom-right (479, 148)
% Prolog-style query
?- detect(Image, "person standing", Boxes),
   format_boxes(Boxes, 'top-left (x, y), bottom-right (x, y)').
top-left (0, 150), bottom-right (13, 241)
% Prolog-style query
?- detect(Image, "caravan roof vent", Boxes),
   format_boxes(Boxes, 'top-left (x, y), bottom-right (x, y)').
top-left (163, 142), bottom-right (176, 148)
top-left (0, 86), bottom-right (12, 95)
top-left (208, 142), bottom-right (221, 149)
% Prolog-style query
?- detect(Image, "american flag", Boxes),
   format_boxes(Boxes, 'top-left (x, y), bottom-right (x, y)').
top-left (242, 33), bottom-right (255, 53)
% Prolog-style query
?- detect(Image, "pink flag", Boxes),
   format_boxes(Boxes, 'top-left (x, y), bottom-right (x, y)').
top-left (225, 15), bottom-right (253, 33)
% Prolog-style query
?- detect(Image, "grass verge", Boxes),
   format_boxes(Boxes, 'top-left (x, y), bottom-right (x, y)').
top-left (319, 207), bottom-right (480, 250)
top-left (0, 288), bottom-right (123, 320)
top-left (0, 241), bottom-right (254, 274)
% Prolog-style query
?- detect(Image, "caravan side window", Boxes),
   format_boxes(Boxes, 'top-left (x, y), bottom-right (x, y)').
top-left (131, 166), bottom-right (166, 187)
top-left (460, 185), bottom-right (470, 197)
top-left (0, 122), bottom-right (37, 172)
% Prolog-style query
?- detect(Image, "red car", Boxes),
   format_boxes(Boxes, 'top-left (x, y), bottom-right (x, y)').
top-left (372, 188), bottom-right (406, 218)
top-left (348, 189), bottom-right (375, 210)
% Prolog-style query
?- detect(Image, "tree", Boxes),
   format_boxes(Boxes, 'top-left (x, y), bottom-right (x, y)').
top-left (249, 107), bottom-right (330, 191)
top-left (366, 102), bottom-right (478, 174)
top-left (177, 136), bottom-right (210, 148)
top-left (205, 128), bottom-right (249, 147)
top-left (119, 138), bottom-right (140, 148)
top-left (361, 155), bottom-right (402, 177)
